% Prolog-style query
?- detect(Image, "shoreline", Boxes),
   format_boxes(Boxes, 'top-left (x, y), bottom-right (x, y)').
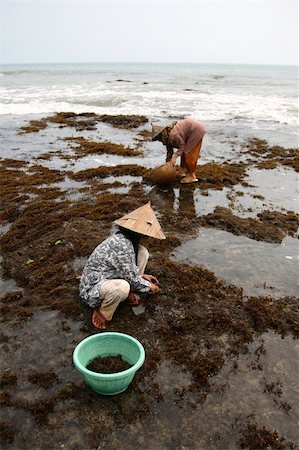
top-left (0, 113), bottom-right (298, 449)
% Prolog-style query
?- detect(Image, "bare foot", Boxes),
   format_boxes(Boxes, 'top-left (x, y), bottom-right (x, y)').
top-left (180, 175), bottom-right (198, 184)
top-left (92, 308), bottom-right (107, 329)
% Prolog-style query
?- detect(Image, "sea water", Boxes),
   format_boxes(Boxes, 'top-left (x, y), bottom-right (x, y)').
top-left (0, 62), bottom-right (298, 148)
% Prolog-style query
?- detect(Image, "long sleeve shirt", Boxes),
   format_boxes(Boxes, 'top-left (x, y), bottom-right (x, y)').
top-left (168, 118), bottom-right (206, 157)
top-left (79, 232), bottom-right (151, 307)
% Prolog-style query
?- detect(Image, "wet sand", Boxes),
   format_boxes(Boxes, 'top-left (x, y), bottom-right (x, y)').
top-left (0, 113), bottom-right (298, 449)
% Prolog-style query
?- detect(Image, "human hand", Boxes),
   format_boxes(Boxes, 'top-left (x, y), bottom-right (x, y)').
top-left (170, 155), bottom-right (177, 166)
top-left (143, 274), bottom-right (160, 285)
top-left (149, 282), bottom-right (159, 295)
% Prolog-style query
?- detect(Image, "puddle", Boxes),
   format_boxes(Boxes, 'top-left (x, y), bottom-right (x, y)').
top-left (0, 223), bottom-right (11, 235)
top-left (104, 175), bottom-right (143, 184)
top-left (102, 175), bottom-right (143, 193)
top-left (49, 176), bottom-right (87, 191)
top-left (46, 176), bottom-right (88, 200)
top-left (0, 277), bottom-right (19, 294)
top-left (172, 228), bottom-right (299, 297)
top-left (246, 167), bottom-right (299, 213)
top-left (194, 187), bottom-right (230, 216)
top-left (72, 257), bottom-right (87, 272)
top-left (0, 256), bottom-right (20, 294)
top-left (150, 360), bottom-right (192, 395)
top-left (131, 304), bottom-right (145, 315)
top-left (0, 310), bottom-right (83, 378)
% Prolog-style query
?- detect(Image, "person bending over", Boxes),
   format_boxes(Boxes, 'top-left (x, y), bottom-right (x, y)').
top-left (152, 117), bottom-right (206, 184)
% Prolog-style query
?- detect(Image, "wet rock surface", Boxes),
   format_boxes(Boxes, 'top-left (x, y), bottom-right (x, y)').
top-left (0, 114), bottom-right (298, 449)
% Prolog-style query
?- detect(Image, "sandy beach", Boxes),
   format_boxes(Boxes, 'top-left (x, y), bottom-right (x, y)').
top-left (0, 112), bottom-right (298, 449)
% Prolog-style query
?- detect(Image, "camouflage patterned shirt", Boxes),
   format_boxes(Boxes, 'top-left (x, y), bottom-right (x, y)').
top-left (79, 232), bottom-right (151, 308)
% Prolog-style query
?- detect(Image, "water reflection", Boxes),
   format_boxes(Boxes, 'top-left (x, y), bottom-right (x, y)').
top-left (176, 187), bottom-right (196, 218)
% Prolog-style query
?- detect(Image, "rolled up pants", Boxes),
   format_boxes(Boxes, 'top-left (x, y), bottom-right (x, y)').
top-left (181, 139), bottom-right (203, 174)
top-left (98, 245), bottom-right (149, 321)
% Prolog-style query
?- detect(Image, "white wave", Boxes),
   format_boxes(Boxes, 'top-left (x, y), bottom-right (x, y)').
top-left (0, 97), bottom-right (297, 127)
top-left (0, 80), bottom-right (297, 127)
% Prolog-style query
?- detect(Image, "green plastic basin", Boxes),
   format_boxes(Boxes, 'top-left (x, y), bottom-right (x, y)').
top-left (73, 332), bottom-right (145, 395)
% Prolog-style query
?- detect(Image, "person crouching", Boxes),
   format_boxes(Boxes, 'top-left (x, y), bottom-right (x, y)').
top-left (79, 202), bottom-right (165, 329)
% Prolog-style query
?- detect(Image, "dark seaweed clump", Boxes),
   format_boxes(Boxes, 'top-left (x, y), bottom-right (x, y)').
top-left (99, 114), bottom-right (148, 129)
top-left (28, 369), bottom-right (60, 389)
top-left (196, 162), bottom-right (248, 190)
top-left (0, 370), bottom-right (17, 387)
top-left (199, 206), bottom-right (299, 243)
top-left (19, 112), bottom-right (148, 133)
top-left (69, 164), bottom-right (148, 181)
top-left (239, 420), bottom-right (296, 449)
top-left (243, 138), bottom-right (299, 172)
top-left (86, 355), bottom-right (132, 373)
top-left (0, 420), bottom-right (17, 445)
top-left (63, 136), bottom-right (143, 158)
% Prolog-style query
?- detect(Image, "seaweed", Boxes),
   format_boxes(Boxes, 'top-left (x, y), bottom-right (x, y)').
top-left (19, 118), bottom-right (48, 133)
top-left (196, 162), bottom-right (248, 190)
top-left (28, 369), bottom-right (60, 389)
top-left (0, 420), bottom-right (17, 445)
top-left (19, 112), bottom-right (148, 133)
top-left (239, 420), bottom-right (296, 449)
top-left (0, 160), bottom-right (66, 223)
top-left (98, 114), bottom-right (148, 129)
top-left (0, 370), bottom-right (17, 387)
top-left (69, 164), bottom-right (148, 181)
top-left (243, 138), bottom-right (299, 172)
top-left (199, 206), bottom-right (298, 243)
top-left (63, 136), bottom-right (143, 158)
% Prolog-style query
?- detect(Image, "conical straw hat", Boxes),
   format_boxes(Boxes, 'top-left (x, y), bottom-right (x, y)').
top-left (115, 202), bottom-right (166, 240)
top-left (152, 124), bottom-right (166, 141)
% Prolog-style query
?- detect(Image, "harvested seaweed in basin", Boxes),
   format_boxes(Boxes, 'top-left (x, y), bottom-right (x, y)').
top-left (86, 355), bottom-right (132, 373)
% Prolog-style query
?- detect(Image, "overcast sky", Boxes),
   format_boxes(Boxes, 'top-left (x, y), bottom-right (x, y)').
top-left (0, 0), bottom-right (298, 66)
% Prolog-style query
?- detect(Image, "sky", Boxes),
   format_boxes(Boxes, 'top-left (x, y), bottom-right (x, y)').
top-left (0, 0), bottom-right (298, 66)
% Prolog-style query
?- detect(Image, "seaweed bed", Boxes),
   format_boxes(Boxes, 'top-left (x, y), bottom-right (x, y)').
top-left (0, 113), bottom-right (298, 450)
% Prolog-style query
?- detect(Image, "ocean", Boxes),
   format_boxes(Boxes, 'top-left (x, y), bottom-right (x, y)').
top-left (1, 62), bottom-right (298, 149)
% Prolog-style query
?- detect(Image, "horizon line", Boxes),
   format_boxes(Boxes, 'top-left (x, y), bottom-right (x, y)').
top-left (0, 60), bottom-right (298, 67)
